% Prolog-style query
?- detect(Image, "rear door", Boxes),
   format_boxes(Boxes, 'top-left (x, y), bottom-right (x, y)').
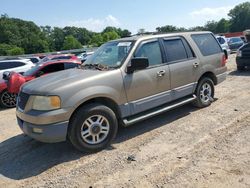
top-left (123, 39), bottom-right (171, 115)
top-left (162, 37), bottom-right (199, 100)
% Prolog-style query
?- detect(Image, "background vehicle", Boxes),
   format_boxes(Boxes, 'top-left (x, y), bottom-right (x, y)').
top-left (16, 32), bottom-right (227, 152)
top-left (236, 30), bottom-right (250, 71)
top-left (26, 56), bottom-right (41, 64)
top-left (0, 59), bottom-right (81, 108)
top-left (216, 36), bottom-right (231, 58)
top-left (39, 54), bottom-right (79, 63)
top-left (77, 51), bottom-right (94, 63)
top-left (227, 37), bottom-right (244, 52)
top-left (0, 59), bottom-right (33, 82)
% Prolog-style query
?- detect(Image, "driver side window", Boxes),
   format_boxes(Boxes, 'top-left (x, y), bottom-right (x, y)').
top-left (134, 41), bottom-right (162, 66)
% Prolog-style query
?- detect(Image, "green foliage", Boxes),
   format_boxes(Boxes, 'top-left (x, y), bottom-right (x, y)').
top-left (62, 35), bottom-right (82, 50)
top-left (91, 34), bottom-right (103, 47)
top-left (228, 2), bottom-right (250, 32)
top-left (156, 25), bottom-right (187, 33)
top-left (0, 1), bottom-right (249, 55)
top-left (0, 43), bottom-right (24, 55)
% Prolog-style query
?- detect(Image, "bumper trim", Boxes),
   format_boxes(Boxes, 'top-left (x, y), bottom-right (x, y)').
top-left (17, 117), bottom-right (68, 143)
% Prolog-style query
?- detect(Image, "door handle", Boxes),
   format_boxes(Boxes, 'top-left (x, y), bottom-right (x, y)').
top-left (157, 70), bottom-right (166, 77)
top-left (193, 62), bottom-right (199, 68)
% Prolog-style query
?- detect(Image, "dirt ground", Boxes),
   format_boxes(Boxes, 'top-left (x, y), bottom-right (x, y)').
top-left (0, 54), bottom-right (250, 188)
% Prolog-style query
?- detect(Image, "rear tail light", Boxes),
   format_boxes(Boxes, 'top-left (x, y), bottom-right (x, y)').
top-left (221, 54), bottom-right (227, 67)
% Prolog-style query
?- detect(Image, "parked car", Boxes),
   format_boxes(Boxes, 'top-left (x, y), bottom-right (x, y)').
top-left (26, 56), bottom-right (41, 64)
top-left (0, 59), bottom-right (81, 108)
top-left (227, 37), bottom-right (244, 52)
top-left (236, 31), bottom-right (250, 71)
top-left (216, 36), bottom-right (231, 58)
top-left (40, 54), bottom-right (79, 63)
top-left (0, 59), bottom-right (34, 82)
top-left (77, 51), bottom-right (94, 63)
top-left (16, 32), bottom-right (227, 152)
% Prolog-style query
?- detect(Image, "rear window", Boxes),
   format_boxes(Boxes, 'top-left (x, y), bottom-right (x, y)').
top-left (192, 34), bottom-right (222, 56)
top-left (217, 37), bottom-right (226, 44)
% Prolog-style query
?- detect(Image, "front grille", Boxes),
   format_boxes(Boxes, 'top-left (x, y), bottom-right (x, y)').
top-left (18, 92), bottom-right (30, 110)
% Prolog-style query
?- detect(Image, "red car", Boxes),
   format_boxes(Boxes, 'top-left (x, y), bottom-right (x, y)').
top-left (0, 59), bottom-right (81, 108)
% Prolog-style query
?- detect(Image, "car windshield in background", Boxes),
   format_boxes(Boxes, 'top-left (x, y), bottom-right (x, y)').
top-left (84, 41), bottom-right (133, 68)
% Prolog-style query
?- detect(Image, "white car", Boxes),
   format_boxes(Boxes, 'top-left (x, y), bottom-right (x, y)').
top-left (216, 36), bottom-right (231, 58)
top-left (0, 59), bottom-right (34, 82)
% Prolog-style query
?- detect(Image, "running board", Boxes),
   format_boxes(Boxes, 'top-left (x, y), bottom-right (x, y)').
top-left (122, 95), bottom-right (197, 127)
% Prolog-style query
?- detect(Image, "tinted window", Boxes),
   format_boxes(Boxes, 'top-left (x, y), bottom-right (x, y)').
top-left (0, 61), bottom-right (25, 70)
top-left (52, 56), bottom-right (71, 60)
top-left (135, 41), bottom-right (162, 66)
top-left (40, 63), bottom-right (64, 74)
top-left (217, 37), bottom-right (226, 44)
top-left (64, 63), bottom-right (79, 69)
top-left (164, 39), bottom-right (188, 62)
top-left (230, 37), bottom-right (242, 43)
top-left (192, 34), bottom-right (222, 56)
top-left (29, 57), bottom-right (39, 64)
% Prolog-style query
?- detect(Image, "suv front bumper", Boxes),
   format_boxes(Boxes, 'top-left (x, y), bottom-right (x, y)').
top-left (16, 108), bottom-right (71, 143)
top-left (17, 117), bottom-right (68, 143)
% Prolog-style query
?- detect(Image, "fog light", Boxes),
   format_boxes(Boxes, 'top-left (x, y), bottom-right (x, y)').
top-left (33, 128), bottom-right (43, 134)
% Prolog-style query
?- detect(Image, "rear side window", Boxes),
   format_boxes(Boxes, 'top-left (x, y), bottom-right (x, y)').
top-left (64, 63), bottom-right (79, 69)
top-left (0, 61), bottom-right (25, 70)
top-left (163, 39), bottom-right (191, 62)
top-left (135, 41), bottom-right (162, 66)
top-left (192, 34), bottom-right (222, 56)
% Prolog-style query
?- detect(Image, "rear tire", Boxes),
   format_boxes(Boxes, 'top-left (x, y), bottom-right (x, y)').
top-left (192, 77), bottom-right (214, 108)
top-left (0, 90), bottom-right (17, 108)
top-left (68, 103), bottom-right (118, 152)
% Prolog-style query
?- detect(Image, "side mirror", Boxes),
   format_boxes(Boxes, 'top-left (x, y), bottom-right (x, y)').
top-left (127, 57), bottom-right (149, 74)
top-left (2, 71), bottom-right (11, 80)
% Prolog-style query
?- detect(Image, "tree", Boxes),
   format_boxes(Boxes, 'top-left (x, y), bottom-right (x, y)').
top-left (204, 21), bottom-right (218, 33)
top-left (62, 35), bottom-right (82, 50)
top-left (228, 2), bottom-right (250, 32)
top-left (91, 34), bottom-right (103, 47)
top-left (216, 19), bottom-right (230, 33)
top-left (102, 31), bottom-right (120, 43)
top-left (0, 43), bottom-right (24, 55)
top-left (156, 25), bottom-right (186, 33)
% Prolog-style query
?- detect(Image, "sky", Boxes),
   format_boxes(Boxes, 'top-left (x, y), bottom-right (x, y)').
top-left (0, 0), bottom-right (247, 34)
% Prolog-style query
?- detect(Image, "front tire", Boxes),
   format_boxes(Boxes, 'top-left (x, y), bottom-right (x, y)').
top-left (68, 104), bottom-right (118, 152)
top-left (192, 77), bottom-right (214, 108)
top-left (0, 90), bottom-right (17, 108)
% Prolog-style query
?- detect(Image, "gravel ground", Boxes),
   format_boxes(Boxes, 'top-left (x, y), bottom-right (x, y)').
top-left (0, 54), bottom-right (250, 188)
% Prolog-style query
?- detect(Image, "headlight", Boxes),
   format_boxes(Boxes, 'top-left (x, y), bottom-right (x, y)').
top-left (32, 96), bottom-right (61, 111)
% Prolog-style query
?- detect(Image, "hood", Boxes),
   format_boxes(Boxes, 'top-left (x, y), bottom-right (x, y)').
top-left (22, 69), bottom-right (108, 95)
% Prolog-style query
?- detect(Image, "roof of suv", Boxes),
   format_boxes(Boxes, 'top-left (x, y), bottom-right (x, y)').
top-left (112, 31), bottom-right (212, 42)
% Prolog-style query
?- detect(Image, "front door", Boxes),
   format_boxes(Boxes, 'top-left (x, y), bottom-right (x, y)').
top-left (123, 39), bottom-right (171, 115)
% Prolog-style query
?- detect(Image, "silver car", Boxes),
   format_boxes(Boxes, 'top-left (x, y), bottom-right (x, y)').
top-left (16, 32), bottom-right (227, 152)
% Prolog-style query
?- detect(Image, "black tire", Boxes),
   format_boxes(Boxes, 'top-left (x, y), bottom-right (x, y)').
top-left (0, 90), bottom-right (17, 108)
top-left (192, 77), bottom-right (214, 108)
top-left (68, 103), bottom-right (118, 152)
top-left (237, 65), bottom-right (245, 71)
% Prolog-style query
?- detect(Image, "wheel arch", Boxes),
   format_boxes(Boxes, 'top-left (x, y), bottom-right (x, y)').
top-left (198, 72), bottom-right (217, 85)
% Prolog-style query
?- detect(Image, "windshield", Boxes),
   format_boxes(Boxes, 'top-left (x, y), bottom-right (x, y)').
top-left (23, 64), bottom-right (41, 76)
top-left (84, 41), bottom-right (133, 68)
